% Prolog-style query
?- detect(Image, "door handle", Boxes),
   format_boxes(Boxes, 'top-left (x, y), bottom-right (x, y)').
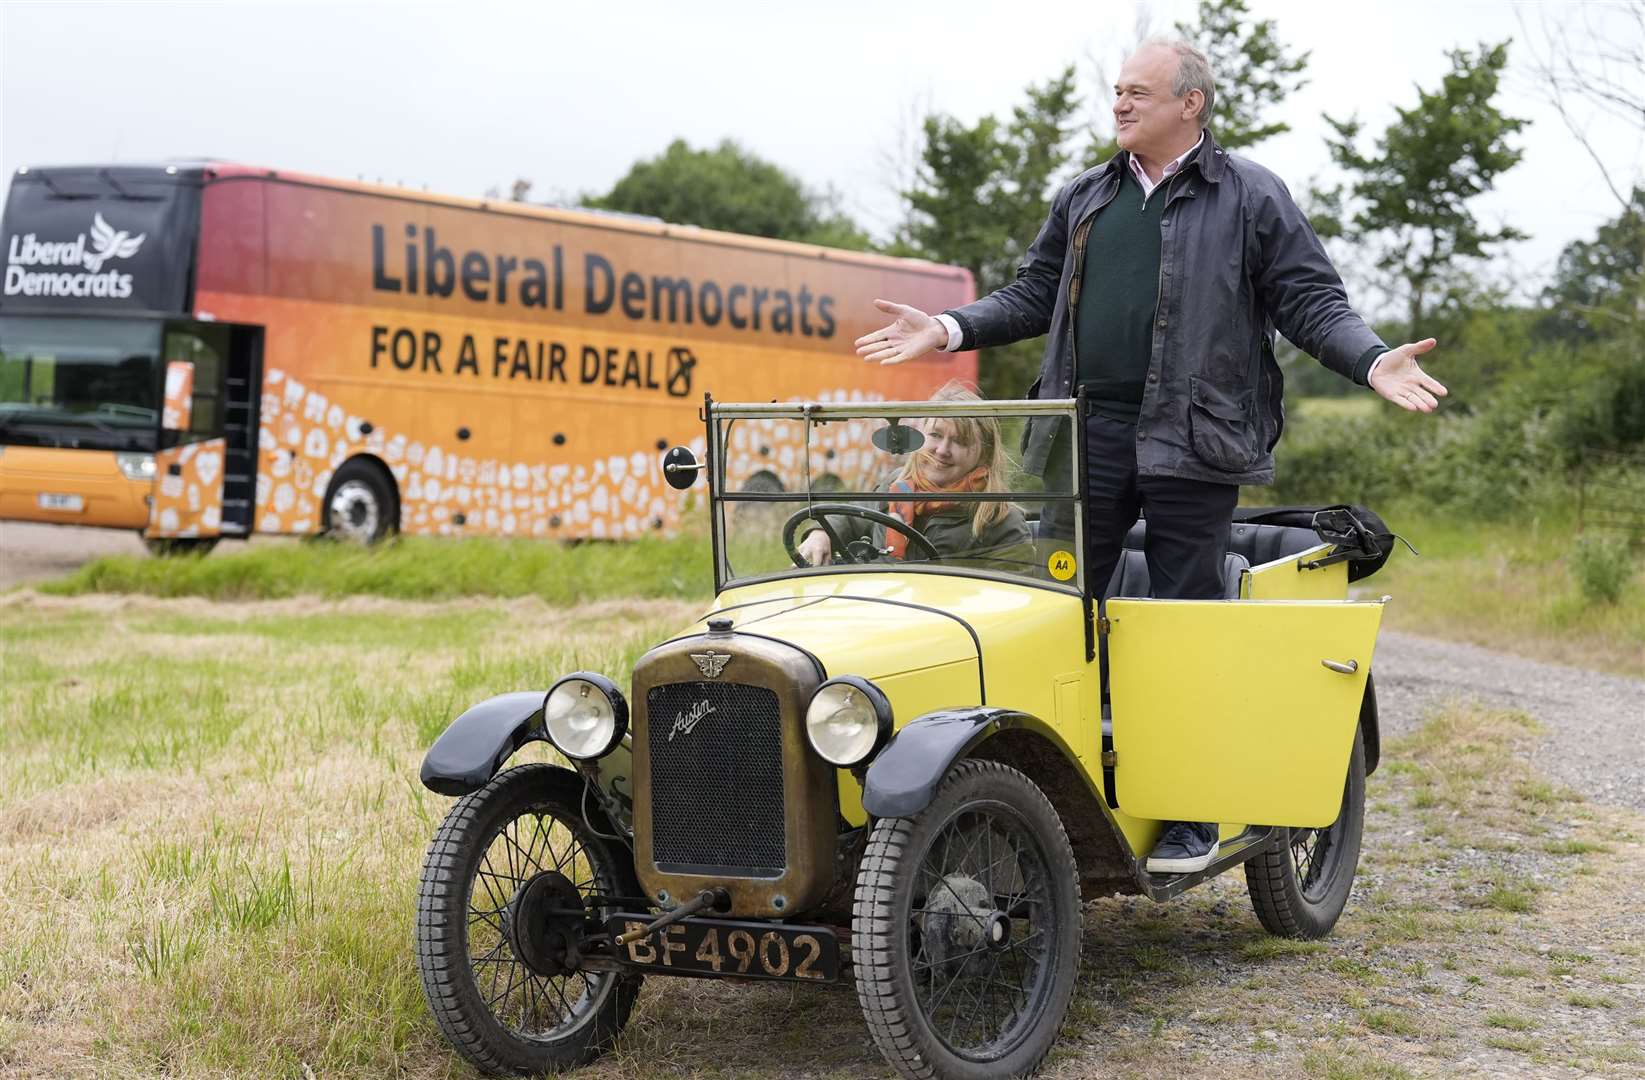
top-left (1321, 659), bottom-right (1358, 675)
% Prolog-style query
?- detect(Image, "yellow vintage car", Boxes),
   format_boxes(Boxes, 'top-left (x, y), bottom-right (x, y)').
top-left (415, 396), bottom-right (1395, 1079)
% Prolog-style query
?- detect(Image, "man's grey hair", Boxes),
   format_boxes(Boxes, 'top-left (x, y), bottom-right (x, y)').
top-left (1136, 36), bottom-right (1217, 129)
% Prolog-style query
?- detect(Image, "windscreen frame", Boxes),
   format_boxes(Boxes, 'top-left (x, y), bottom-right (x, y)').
top-left (705, 397), bottom-right (1084, 597)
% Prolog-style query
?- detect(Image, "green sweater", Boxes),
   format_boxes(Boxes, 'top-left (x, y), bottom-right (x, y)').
top-left (1075, 166), bottom-right (1171, 419)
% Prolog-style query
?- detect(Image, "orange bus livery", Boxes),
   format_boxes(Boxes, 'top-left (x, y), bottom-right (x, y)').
top-left (0, 163), bottom-right (976, 550)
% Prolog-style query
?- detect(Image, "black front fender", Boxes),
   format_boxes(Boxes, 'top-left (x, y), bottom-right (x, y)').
top-left (861, 707), bottom-right (1039, 818)
top-left (420, 691), bottom-right (547, 796)
top-left (1361, 671), bottom-right (1380, 776)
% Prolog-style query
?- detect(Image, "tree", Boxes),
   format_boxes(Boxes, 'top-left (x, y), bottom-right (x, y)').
top-left (898, 68), bottom-right (1083, 397)
top-left (1175, 0), bottom-right (1309, 149)
top-left (1518, 0), bottom-right (1644, 214)
top-left (583, 139), bottom-right (872, 250)
top-left (903, 68), bottom-right (1082, 300)
top-left (1518, 4), bottom-right (1644, 337)
top-left (1541, 186), bottom-right (1645, 340)
top-left (1313, 42), bottom-right (1527, 337)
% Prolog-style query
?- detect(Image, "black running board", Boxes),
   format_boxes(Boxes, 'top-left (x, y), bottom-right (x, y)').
top-left (1137, 825), bottom-right (1282, 901)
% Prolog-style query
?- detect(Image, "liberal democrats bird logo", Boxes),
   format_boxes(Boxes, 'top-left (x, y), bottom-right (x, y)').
top-left (82, 213), bottom-right (145, 273)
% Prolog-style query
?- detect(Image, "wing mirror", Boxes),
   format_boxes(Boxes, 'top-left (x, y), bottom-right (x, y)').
top-left (661, 446), bottom-right (705, 490)
top-left (871, 419), bottom-right (924, 455)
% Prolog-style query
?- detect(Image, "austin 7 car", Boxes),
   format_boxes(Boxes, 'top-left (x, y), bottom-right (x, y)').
top-left (415, 395), bottom-right (1394, 1079)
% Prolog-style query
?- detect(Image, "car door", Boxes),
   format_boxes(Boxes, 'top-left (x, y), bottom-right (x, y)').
top-left (1104, 598), bottom-right (1383, 828)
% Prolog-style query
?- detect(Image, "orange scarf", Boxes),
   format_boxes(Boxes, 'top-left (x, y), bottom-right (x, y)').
top-left (886, 464), bottom-right (989, 558)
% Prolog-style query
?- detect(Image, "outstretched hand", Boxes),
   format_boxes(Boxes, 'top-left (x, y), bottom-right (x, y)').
top-left (1368, 338), bottom-right (1448, 413)
top-left (855, 299), bottom-right (947, 366)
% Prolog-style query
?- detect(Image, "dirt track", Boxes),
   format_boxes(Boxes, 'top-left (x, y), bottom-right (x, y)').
top-left (0, 521), bottom-right (147, 587)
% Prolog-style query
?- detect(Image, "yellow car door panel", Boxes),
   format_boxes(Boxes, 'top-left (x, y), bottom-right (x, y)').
top-left (1106, 598), bottom-right (1383, 827)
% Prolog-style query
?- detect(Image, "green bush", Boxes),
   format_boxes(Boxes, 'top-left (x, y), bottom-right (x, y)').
top-left (1570, 535), bottom-right (1634, 605)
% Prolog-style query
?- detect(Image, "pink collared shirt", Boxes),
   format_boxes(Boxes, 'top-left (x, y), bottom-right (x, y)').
top-left (1127, 132), bottom-right (1204, 200)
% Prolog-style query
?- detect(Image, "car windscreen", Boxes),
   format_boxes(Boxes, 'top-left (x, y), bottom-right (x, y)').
top-left (0, 316), bottom-right (162, 451)
top-left (712, 403), bottom-right (1080, 593)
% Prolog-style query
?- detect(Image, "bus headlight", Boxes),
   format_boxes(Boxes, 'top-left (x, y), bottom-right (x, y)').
top-left (805, 676), bottom-right (892, 767)
top-left (115, 452), bottom-right (155, 481)
top-left (543, 673), bottom-right (628, 760)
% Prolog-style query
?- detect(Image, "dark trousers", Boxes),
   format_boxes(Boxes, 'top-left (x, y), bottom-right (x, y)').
top-left (1045, 413), bottom-right (1240, 602)
top-left (1048, 416), bottom-right (1237, 843)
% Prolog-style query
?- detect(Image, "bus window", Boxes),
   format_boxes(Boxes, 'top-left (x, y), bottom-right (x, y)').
top-left (161, 323), bottom-right (231, 445)
top-left (0, 316), bottom-right (163, 452)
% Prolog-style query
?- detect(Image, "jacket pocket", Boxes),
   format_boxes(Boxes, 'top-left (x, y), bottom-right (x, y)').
top-left (1187, 374), bottom-right (1260, 472)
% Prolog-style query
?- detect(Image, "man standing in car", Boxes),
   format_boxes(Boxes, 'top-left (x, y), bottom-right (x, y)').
top-left (857, 37), bottom-right (1447, 875)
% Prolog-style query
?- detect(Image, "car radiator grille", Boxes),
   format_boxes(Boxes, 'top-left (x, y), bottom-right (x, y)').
top-left (646, 681), bottom-right (786, 877)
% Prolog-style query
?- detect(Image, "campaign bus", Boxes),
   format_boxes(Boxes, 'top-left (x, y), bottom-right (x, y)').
top-left (0, 163), bottom-right (975, 551)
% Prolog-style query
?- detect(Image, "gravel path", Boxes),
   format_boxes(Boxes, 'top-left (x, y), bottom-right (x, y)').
top-left (1375, 629), bottom-right (1644, 811)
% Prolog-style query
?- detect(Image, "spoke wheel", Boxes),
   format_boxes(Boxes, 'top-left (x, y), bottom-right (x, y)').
top-left (1245, 727), bottom-right (1366, 939)
top-left (417, 764), bottom-right (642, 1076)
top-left (854, 759), bottom-right (1080, 1080)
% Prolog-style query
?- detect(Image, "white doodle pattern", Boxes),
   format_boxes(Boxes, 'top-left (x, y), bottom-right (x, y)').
top-left (252, 369), bottom-right (890, 538)
top-left (147, 437), bottom-right (225, 538)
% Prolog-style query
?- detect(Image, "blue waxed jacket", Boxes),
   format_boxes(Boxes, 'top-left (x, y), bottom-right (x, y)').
top-left (941, 129), bottom-right (1386, 486)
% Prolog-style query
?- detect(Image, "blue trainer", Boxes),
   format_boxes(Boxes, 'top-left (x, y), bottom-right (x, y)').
top-left (1145, 821), bottom-right (1220, 874)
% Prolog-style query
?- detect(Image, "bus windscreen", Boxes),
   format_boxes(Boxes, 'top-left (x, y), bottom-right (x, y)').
top-left (0, 316), bottom-right (162, 452)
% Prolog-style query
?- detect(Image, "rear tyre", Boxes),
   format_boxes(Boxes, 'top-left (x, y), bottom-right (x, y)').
top-left (853, 759), bottom-right (1081, 1080)
top-left (142, 536), bottom-right (219, 557)
top-left (322, 458), bottom-right (397, 544)
top-left (1244, 727), bottom-right (1366, 938)
top-left (416, 763), bottom-right (643, 1076)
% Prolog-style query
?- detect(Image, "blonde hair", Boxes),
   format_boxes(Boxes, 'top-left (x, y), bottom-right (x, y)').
top-left (894, 380), bottom-right (1014, 537)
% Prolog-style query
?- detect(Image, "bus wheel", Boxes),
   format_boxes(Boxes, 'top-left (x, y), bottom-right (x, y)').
top-left (142, 537), bottom-right (220, 558)
top-left (323, 459), bottom-right (397, 545)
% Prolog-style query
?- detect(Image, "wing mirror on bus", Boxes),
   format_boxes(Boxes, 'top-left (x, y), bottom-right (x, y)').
top-left (161, 360), bottom-right (194, 432)
top-left (661, 446), bottom-right (705, 490)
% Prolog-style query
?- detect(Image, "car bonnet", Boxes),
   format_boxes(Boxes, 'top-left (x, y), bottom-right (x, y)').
top-left (685, 578), bottom-right (976, 680)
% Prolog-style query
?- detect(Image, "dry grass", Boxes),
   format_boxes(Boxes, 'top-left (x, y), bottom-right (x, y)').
top-left (1365, 513), bottom-right (1645, 677)
top-left (3, 598), bottom-right (1642, 1080)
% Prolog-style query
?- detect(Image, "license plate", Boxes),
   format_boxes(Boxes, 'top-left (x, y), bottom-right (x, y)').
top-left (38, 493), bottom-right (84, 512)
top-left (607, 914), bottom-right (839, 982)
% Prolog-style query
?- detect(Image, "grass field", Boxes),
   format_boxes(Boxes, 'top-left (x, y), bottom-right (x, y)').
top-left (3, 592), bottom-right (1642, 1079)
top-left (1364, 506), bottom-right (1645, 677)
top-left (36, 499), bottom-right (1643, 676)
top-left (36, 531), bottom-right (714, 604)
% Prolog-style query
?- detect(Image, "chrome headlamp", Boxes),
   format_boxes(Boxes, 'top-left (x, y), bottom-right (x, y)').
top-left (805, 676), bottom-right (892, 767)
top-left (543, 673), bottom-right (628, 760)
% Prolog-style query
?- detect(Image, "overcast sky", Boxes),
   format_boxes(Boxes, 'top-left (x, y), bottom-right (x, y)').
top-left (4, 0), bottom-right (1640, 311)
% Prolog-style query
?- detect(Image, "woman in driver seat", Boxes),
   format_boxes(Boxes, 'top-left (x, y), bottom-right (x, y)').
top-left (799, 382), bottom-right (1031, 567)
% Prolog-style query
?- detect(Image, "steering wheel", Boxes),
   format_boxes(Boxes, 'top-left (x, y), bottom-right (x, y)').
top-left (782, 503), bottom-right (940, 567)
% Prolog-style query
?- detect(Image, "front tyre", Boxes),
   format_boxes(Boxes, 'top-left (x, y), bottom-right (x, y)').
top-left (416, 763), bottom-right (642, 1076)
top-left (853, 759), bottom-right (1081, 1080)
top-left (1244, 726), bottom-right (1367, 939)
top-left (322, 458), bottom-right (396, 544)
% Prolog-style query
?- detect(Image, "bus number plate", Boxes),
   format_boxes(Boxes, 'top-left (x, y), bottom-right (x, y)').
top-left (607, 914), bottom-right (839, 982)
top-left (38, 493), bottom-right (84, 512)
